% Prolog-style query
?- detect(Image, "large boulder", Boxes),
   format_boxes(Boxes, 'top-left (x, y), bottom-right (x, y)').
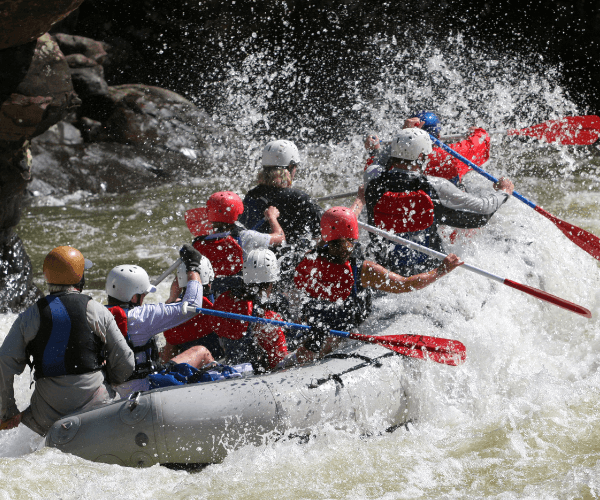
top-left (0, 0), bottom-right (84, 50)
top-left (84, 84), bottom-right (218, 154)
top-left (0, 29), bottom-right (81, 312)
top-left (0, 34), bottom-right (80, 143)
top-left (27, 139), bottom-right (209, 197)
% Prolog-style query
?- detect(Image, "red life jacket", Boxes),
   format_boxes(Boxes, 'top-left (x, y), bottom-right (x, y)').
top-left (252, 309), bottom-right (288, 369)
top-left (193, 234), bottom-right (243, 277)
top-left (212, 291), bottom-right (287, 368)
top-left (106, 304), bottom-right (159, 380)
top-left (373, 190), bottom-right (435, 233)
top-left (294, 254), bottom-right (355, 302)
top-left (107, 304), bottom-right (128, 336)
top-left (163, 296), bottom-right (214, 345)
top-left (210, 291), bottom-right (253, 340)
top-left (425, 128), bottom-right (490, 180)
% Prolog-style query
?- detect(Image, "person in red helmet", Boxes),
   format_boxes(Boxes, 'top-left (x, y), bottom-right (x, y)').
top-left (192, 191), bottom-right (285, 294)
top-left (291, 207), bottom-right (463, 355)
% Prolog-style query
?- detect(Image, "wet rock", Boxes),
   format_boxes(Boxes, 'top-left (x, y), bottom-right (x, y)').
top-left (34, 122), bottom-right (83, 145)
top-left (27, 139), bottom-right (210, 197)
top-left (0, 33), bottom-right (81, 143)
top-left (0, 233), bottom-right (43, 313)
top-left (0, 0), bottom-right (84, 50)
top-left (0, 32), bottom-right (81, 312)
top-left (53, 33), bottom-right (107, 65)
top-left (88, 84), bottom-right (218, 154)
top-left (70, 65), bottom-right (109, 100)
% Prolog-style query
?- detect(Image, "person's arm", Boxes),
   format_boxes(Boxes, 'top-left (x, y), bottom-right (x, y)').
top-left (349, 184), bottom-right (366, 217)
top-left (0, 307), bottom-right (37, 424)
top-left (88, 302), bottom-right (135, 384)
top-left (264, 206), bottom-right (285, 245)
top-left (429, 176), bottom-right (512, 215)
top-left (403, 117), bottom-right (424, 129)
top-left (127, 278), bottom-right (203, 343)
top-left (360, 254), bottom-right (463, 293)
top-left (166, 277), bottom-right (181, 304)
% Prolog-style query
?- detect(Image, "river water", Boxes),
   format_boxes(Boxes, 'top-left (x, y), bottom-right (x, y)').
top-left (2, 41), bottom-right (600, 499)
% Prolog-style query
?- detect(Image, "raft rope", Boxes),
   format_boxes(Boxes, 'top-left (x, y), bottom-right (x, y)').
top-left (307, 352), bottom-right (394, 389)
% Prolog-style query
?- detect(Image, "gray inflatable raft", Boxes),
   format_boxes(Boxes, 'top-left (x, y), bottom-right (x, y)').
top-left (45, 342), bottom-right (416, 467)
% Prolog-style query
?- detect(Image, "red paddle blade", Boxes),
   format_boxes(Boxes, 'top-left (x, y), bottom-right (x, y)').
top-left (184, 207), bottom-right (213, 237)
top-left (508, 116), bottom-right (600, 145)
top-left (347, 333), bottom-right (467, 366)
top-left (503, 279), bottom-right (592, 318)
top-left (534, 206), bottom-right (600, 261)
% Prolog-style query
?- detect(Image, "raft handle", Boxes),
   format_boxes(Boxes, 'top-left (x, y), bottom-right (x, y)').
top-left (128, 391), bottom-right (142, 411)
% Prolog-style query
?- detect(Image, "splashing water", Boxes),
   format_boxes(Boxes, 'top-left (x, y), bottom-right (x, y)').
top-left (2, 38), bottom-right (600, 499)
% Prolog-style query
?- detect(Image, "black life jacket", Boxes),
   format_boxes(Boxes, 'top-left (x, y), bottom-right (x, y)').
top-left (211, 290), bottom-right (289, 372)
top-left (106, 305), bottom-right (160, 380)
top-left (27, 293), bottom-right (104, 379)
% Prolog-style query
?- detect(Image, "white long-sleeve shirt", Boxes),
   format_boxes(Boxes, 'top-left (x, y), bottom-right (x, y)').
top-left (427, 176), bottom-right (510, 215)
top-left (115, 279), bottom-right (203, 397)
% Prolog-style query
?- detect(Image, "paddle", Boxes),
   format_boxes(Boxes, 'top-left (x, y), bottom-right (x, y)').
top-left (181, 303), bottom-right (466, 366)
top-left (440, 116), bottom-right (600, 145)
top-left (152, 258), bottom-right (182, 286)
top-left (429, 135), bottom-right (600, 262)
top-left (360, 221), bottom-right (592, 318)
top-left (185, 192), bottom-right (360, 237)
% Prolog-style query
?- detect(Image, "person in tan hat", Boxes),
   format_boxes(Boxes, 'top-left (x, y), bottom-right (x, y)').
top-left (0, 246), bottom-right (134, 435)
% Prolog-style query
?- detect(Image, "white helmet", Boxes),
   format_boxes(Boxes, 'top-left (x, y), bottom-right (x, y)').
top-left (106, 265), bottom-right (157, 303)
top-left (390, 129), bottom-right (433, 161)
top-left (243, 248), bottom-right (280, 284)
top-left (176, 256), bottom-right (214, 287)
top-left (262, 140), bottom-right (300, 167)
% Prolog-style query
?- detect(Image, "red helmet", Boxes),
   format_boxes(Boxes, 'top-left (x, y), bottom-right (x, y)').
top-left (321, 206), bottom-right (359, 242)
top-left (207, 191), bottom-right (244, 224)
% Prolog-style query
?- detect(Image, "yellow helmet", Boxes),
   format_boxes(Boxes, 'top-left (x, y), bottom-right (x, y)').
top-left (43, 246), bottom-right (93, 285)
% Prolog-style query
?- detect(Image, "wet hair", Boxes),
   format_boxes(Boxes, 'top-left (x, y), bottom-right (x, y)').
top-left (48, 275), bottom-right (85, 294)
top-left (48, 284), bottom-right (79, 294)
top-left (257, 166), bottom-right (293, 188)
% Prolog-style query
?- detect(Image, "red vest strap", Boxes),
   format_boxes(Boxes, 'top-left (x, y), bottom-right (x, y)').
top-left (193, 235), bottom-right (243, 277)
top-left (107, 305), bottom-right (128, 337)
top-left (373, 190), bottom-right (434, 233)
top-left (163, 296), bottom-right (214, 345)
top-left (211, 292), bottom-right (253, 340)
top-left (294, 255), bottom-right (354, 302)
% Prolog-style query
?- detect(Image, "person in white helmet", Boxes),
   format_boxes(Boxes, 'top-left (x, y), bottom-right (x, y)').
top-left (363, 112), bottom-right (491, 187)
top-left (209, 248), bottom-right (290, 372)
top-left (0, 246), bottom-right (134, 435)
top-left (238, 140), bottom-right (322, 251)
top-left (364, 128), bottom-right (514, 276)
top-left (105, 244), bottom-right (215, 398)
top-left (161, 256), bottom-right (225, 360)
